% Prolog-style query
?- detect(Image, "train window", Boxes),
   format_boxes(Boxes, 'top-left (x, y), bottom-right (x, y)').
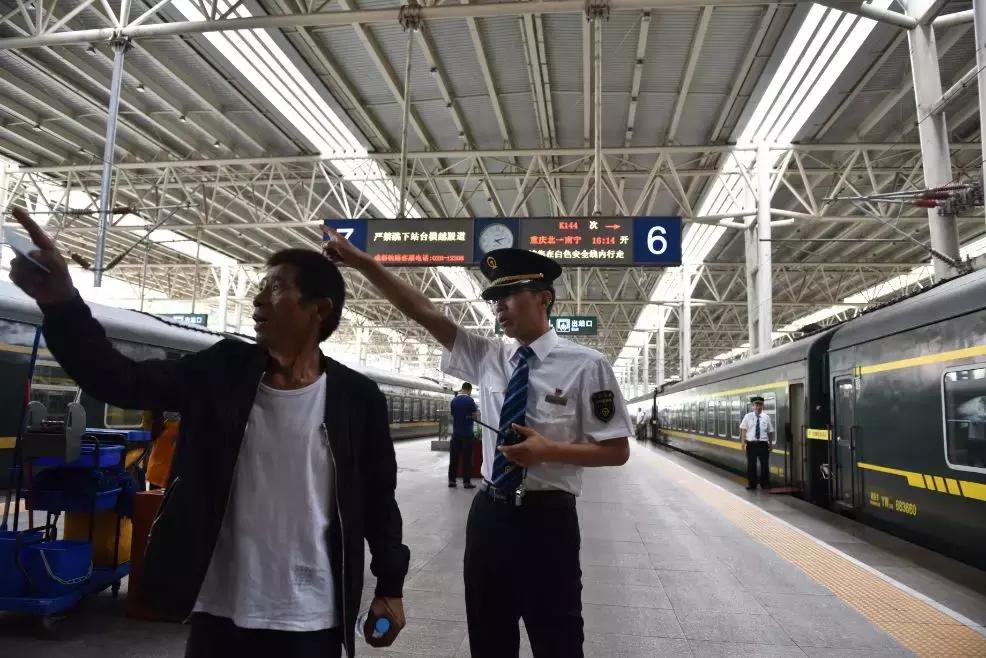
top-left (698, 401), bottom-right (706, 434)
top-left (414, 398), bottom-right (422, 421)
top-left (104, 341), bottom-right (168, 428)
top-left (730, 399), bottom-right (741, 439)
top-left (104, 406), bottom-right (145, 428)
top-left (29, 360), bottom-right (79, 419)
top-left (943, 367), bottom-right (986, 472)
top-left (402, 397), bottom-right (411, 423)
top-left (391, 396), bottom-right (400, 423)
top-left (717, 401), bottom-right (728, 437)
top-left (709, 401), bottom-right (717, 436)
top-left (763, 394), bottom-right (777, 417)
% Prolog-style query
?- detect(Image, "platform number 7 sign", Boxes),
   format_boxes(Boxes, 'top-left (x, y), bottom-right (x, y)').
top-left (323, 219), bottom-right (369, 252)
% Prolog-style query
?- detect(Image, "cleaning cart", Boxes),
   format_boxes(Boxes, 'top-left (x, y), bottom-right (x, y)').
top-left (0, 400), bottom-right (147, 629)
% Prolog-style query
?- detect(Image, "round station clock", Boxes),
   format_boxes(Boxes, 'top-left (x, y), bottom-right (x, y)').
top-left (479, 222), bottom-right (515, 253)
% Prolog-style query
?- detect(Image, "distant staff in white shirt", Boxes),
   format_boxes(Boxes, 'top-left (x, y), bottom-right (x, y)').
top-left (739, 396), bottom-right (774, 491)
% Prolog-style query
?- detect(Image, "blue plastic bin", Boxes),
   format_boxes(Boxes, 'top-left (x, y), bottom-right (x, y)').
top-left (21, 540), bottom-right (92, 598)
top-left (33, 443), bottom-right (124, 468)
top-left (0, 530), bottom-right (43, 597)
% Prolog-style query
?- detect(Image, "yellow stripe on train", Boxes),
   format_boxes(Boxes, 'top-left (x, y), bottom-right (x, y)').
top-left (857, 462), bottom-right (986, 502)
top-left (662, 429), bottom-right (788, 456)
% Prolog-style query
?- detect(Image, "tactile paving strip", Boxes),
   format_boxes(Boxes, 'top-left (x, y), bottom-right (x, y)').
top-left (643, 452), bottom-right (986, 657)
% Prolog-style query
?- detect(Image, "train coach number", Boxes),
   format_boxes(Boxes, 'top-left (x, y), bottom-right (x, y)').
top-left (869, 490), bottom-right (918, 517)
top-left (894, 500), bottom-right (918, 516)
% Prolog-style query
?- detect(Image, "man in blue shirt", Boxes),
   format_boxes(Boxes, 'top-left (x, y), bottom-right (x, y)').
top-left (449, 383), bottom-right (478, 489)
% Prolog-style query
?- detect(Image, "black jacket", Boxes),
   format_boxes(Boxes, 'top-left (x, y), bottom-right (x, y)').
top-left (41, 295), bottom-right (410, 656)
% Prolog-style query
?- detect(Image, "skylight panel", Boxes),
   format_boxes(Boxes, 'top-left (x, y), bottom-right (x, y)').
top-left (619, 0), bottom-right (894, 374)
top-left (171, 0), bottom-right (421, 220)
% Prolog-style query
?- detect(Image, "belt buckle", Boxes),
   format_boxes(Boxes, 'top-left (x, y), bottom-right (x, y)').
top-left (514, 483), bottom-right (526, 508)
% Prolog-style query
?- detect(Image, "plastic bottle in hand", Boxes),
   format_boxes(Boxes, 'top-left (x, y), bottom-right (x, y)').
top-left (356, 609), bottom-right (391, 641)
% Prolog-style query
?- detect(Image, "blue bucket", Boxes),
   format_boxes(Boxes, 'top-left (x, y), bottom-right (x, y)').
top-left (21, 540), bottom-right (92, 598)
top-left (0, 530), bottom-right (43, 597)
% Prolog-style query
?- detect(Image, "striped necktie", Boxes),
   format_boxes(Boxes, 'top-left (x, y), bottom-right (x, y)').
top-left (755, 415), bottom-right (761, 440)
top-left (491, 345), bottom-right (535, 490)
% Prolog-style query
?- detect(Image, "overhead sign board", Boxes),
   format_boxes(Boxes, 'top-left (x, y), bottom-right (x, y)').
top-left (366, 219), bottom-right (474, 265)
top-left (496, 315), bottom-right (598, 336)
top-left (158, 313), bottom-right (208, 327)
top-left (324, 217), bottom-right (680, 267)
top-left (519, 217), bottom-right (633, 266)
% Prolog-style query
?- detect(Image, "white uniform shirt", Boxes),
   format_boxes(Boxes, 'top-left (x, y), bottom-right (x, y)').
top-left (441, 327), bottom-right (634, 496)
top-left (740, 411), bottom-right (774, 443)
top-left (193, 374), bottom-right (339, 631)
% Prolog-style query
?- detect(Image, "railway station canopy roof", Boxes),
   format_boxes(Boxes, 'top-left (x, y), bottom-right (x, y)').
top-left (1, 0), bottom-right (984, 380)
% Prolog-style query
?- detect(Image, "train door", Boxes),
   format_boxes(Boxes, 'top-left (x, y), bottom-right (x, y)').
top-left (789, 383), bottom-right (805, 490)
top-left (833, 378), bottom-right (860, 509)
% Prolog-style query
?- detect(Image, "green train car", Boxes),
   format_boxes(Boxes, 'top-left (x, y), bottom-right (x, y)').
top-left (630, 268), bottom-right (986, 570)
top-left (0, 282), bottom-right (451, 487)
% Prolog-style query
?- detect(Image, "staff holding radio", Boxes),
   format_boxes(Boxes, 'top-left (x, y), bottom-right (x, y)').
top-left (323, 227), bottom-right (632, 658)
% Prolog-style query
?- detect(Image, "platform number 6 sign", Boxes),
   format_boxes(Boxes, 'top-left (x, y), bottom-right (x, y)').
top-left (647, 225), bottom-right (668, 255)
top-left (632, 217), bottom-right (681, 265)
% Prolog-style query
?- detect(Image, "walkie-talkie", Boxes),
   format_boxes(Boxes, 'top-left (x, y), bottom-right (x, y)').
top-left (473, 418), bottom-right (525, 446)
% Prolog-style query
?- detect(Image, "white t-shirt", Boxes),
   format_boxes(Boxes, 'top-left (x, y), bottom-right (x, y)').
top-left (441, 328), bottom-right (634, 496)
top-left (193, 373), bottom-right (339, 631)
top-left (740, 411), bottom-right (774, 442)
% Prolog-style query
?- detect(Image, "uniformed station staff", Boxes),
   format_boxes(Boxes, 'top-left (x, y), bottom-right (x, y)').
top-left (323, 230), bottom-right (633, 658)
top-left (740, 396), bottom-right (774, 490)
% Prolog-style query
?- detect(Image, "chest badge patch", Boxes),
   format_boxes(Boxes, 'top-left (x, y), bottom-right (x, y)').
top-left (545, 388), bottom-right (568, 406)
top-left (591, 390), bottom-right (615, 422)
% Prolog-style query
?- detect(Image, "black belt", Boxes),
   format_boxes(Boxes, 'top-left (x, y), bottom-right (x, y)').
top-left (479, 480), bottom-right (576, 509)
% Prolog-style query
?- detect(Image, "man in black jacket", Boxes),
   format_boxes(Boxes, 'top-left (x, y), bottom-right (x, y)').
top-left (9, 208), bottom-right (409, 658)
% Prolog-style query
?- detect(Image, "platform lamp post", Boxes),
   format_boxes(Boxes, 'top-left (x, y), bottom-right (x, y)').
top-left (93, 36), bottom-right (131, 287)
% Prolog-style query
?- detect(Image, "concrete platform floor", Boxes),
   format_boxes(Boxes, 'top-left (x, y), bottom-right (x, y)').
top-left (2, 438), bottom-right (985, 657)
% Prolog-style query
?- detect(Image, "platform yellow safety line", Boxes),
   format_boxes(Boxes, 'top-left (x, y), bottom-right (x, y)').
top-left (640, 449), bottom-right (986, 657)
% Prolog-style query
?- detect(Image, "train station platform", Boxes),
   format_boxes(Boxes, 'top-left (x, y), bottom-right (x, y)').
top-left (3, 438), bottom-right (986, 657)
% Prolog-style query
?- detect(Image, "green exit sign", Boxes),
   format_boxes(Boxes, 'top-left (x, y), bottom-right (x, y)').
top-left (495, 315), bottom-right (598, 336)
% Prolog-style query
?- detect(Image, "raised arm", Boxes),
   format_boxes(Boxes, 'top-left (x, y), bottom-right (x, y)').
top-left (322, 227), bottom-right (457, 350)
top-left (9, 208), bottom-right (193, 412)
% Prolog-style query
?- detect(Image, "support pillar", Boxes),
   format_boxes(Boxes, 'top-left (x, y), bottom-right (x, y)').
top-left (234, 267), bottom-right (249, 332)
top-left (755, 142), bottom-right (773, 353)
top-left (0, 166), bottom-right (8, 274)
top-left (355, 327), bottom-right (365, 367)
top-left (656, 313), bottom-right (665, 387)
top-left (218, 265), bottom-right (231, 333)
top-left (643, 332), bottom-right (650, 394)
top-left (94, 38), bottom-right (130, 287)
top-left (908, 5), bottom-right (961, 279)
top-left (974, 0), bottom-right (986, 188)
top-left (744, 224), bottom-right (758, 353)
top-left (680, 267), bottom-right (691, 381)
